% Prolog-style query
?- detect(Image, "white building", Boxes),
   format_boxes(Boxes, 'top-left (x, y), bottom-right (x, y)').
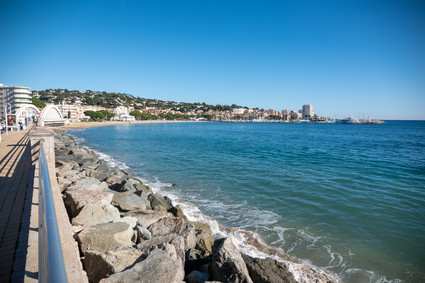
top-left (112, 113), bottom-right (135, 122)
top-left (232, 108), bottom-right (245, 115)
top-left (302, 104), bottom-right (314, 119)
top-left (0, 83), bottom-right (32, 118)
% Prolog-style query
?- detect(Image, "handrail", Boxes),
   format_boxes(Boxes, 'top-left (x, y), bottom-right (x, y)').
top-left (38, 139), bottom-right (68, 283)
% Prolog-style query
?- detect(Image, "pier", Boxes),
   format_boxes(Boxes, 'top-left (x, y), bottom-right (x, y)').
top-left (0, 127), bottom-right (87, 282)
top-left (0, 129), bottom-right (33, 281)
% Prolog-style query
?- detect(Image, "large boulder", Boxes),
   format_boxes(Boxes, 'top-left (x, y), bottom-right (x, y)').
top-left (168, 205), bottom-right (187, 219)
top-left (72, 204), bottom-right (120, 227)
top-left (137, 233), bottom-right (186, 265)
top-left (77, 222), bottom-right (134, 253)
top-left (106, 173), bottom-right (127, 191)
top-left (57, 177), bottom-right (73, 192)
top-left (113, 216), bottom-right (138, 228)
top-left (112, 191), bottom-right (149, 211)
top-left (64, 190), bottom-right (115, 218)
top-left (193, 222), bottom-right (214, 255)
top-left (241, 255), bottom-right (297, 283)
top-left (84, 248), bottom-right (143, 283)
top-left (148, 193), bottom-right (171, 211)
top-left (127, 177), bottom-right (152, 194)
top-left (66, 177), bottom-right (109, 192)
top-left (99, 244), bottom-right (184, 283)
top-left (55, 155), bottom-right (79, 164)
top-left (148, 217), bottom-right (196, 250)
top-left (70, 147), bottom-right (93, 159)
top-left (135, 225), bottom-right (152, 241)
top-left (85, 168), bottom-right (110, 182)
top-left (125, 209), bottom-right (172, 228)
top-left (60, 169), bottom-right (86, 183)
top-left (211, 237), bottom-right (253, 283)
top-left (55, 158), bottom-right (80, 170)
top-left (80, 160), bottom-right (99, 170)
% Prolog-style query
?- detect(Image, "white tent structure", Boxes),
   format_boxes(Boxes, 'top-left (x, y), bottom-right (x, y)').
top-left (15, 104), bottom-right (41, 129)
top-left (39, 105), bottom-right (65, 126)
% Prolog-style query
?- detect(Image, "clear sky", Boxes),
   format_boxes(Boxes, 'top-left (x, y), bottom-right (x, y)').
top-left (1, 0), bottom-right (424, 119)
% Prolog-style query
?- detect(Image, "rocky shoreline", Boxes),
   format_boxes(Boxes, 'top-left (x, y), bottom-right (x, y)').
top-left (54, 130), bottom-right (338, 283)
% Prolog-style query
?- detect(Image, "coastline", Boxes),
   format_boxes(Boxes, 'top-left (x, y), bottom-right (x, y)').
top-left (55, 124), bottom-right (340, 282)
top-left (56, 120), bottom-right (205, 131)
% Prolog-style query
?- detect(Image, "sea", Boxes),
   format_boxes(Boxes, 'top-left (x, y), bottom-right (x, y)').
top-left (69, 121), bottom-right (425, 283)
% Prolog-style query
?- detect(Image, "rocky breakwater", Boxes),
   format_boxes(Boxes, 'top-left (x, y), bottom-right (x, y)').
top-left (54, 130), bottom-right (336, 283)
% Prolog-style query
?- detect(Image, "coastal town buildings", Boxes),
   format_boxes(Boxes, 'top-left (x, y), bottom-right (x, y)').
top-left (0, 83), bottom-right (32, 118)
top-left (3, 86), bottom-right (332, 123)
top-left (57, 103), bottom-right (108, 121)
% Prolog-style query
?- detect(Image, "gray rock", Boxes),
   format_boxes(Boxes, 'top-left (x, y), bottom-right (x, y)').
top-left (66, 177), bottom-right (109, 192)
top-left (125, 209), bottom-right (172, 228)
top-left (211, 237), bottom-right (253, 283)
top-left (187, 270), bottom-right (210, 283)
top-left (85, 168), bottom-right (110, 182)
top-left (148, 217), bottom-right (196, 250)
top-left (84, 248), bottom-right (143, 283)
top-left (55, 158), bottom-right (79, 169)
top-left (72, 204), bottom-right (120, 227)
top-left (64, 190), bottom-right (115, 218)
top-left (241, 254), bottom-right (297, 283)
top-left (127, 177), bottom-right (152, 194)
top-left (60, 169), bottom-right (86, 183)
top-left (56, 154), bottom-right (78, 164)
top-left (137, 233), bottom-right (185, 265)
top-left (168, 205), bottom-right (187, 219)
top-left (106, 173), bottom-right (127, 191)
top-left (112, 191), bottom-right (149, 211)
top-left (80, 161), bottom-right (99, 170)
top-left (57, 177), bottom-right (72, 192)
top-left (193, 222), bottom-right (214, 255)
top-left (113, 216), bottom-right (138, 228)
top-left (70, 147), bottom-right (93, 159)
top-left (77, 222), bottom-right (134, 253)
top-left (100, 244), bottom-right (184, 283)
top-left (135, 225), bottom-right (152, 241)
top-left (148, 193), bottom-right (171, 211)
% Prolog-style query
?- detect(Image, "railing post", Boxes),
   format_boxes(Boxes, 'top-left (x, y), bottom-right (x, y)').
top-left (30, 128), bottom-right (68, 283)
top-left (38, 140), bottom-right (68, 283)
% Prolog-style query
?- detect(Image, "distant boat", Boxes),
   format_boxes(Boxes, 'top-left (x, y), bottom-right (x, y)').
top-left (336, 117), bottom-right (385, 124)
top-left (335, 117), bottom-right (360, 124)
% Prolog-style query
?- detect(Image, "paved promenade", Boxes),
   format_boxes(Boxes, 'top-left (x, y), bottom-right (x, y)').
top-left (0, 129), bottom-right (33, 282)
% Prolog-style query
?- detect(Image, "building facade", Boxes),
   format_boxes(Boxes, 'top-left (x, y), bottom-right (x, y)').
top-left (0, 83), bottom-right (32, 119)
top-left (302, 104), bottom-right (314, 119)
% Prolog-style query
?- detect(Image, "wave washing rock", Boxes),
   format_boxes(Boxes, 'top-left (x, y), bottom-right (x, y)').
top-left (54, 130), bottom-right (337, 283)
top-left (242, 254), bottom-right (297, 283)
top-left (211, 237), bottom-right (253, 283)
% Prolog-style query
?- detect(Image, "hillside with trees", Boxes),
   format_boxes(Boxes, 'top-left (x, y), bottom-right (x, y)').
top-left (32, 89), bottom-right (245, 112)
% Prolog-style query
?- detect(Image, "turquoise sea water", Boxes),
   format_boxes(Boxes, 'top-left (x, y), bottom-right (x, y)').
top-left (70, 121), bottom-right (425, 282)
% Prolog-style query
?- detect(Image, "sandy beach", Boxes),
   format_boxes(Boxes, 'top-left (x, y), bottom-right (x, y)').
top-left (56, 120), bottom-right (202, 131)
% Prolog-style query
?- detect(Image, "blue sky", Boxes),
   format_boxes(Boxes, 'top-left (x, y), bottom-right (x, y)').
top-left (1, 0), bottom-right (424, 119)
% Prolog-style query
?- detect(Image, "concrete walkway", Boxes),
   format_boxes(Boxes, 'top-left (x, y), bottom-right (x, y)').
top-left (0, 129), bottom-right (34, 282)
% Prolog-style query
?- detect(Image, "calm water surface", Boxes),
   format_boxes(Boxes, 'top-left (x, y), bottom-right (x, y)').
top-left (71, 121), bottom-right (425, 282)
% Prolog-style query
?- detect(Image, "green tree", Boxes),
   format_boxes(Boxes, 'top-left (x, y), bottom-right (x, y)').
top-left (31, 97), bottom-right (46, 108)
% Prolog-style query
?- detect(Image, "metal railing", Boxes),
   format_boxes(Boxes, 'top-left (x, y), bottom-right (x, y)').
top-left (38, 140), bottom-right (68, 283)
